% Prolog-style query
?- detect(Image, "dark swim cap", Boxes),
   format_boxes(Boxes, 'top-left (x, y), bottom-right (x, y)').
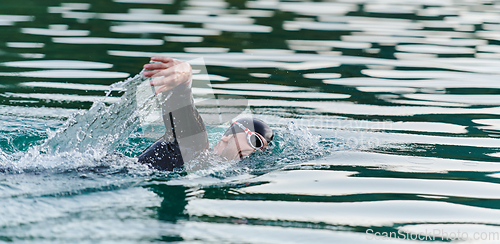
top-left (224, 118), bottom-right (273, 143)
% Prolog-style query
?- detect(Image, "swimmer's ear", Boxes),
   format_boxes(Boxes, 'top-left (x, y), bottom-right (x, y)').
top-left (220, 134), bottom-right (233, 142)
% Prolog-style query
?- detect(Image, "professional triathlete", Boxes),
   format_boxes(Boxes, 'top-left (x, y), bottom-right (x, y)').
top-left (137, 57), bottom-right (273, 171)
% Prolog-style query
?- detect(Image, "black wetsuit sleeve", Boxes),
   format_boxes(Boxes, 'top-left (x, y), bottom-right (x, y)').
top-left (137, 82), bottom-right (209, 171)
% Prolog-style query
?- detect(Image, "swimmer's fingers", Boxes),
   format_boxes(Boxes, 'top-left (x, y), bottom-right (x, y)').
top-left (143, 62), bottom-right (172, 71)
top-left (143, 69), bottom-right (158, 77)
top-left (143, 68), bottom-right (173, 78)
top-left (151, 63), bottom-right (191, 84)
top-left (152, 57), bottom-right (191, 73)
top-left (150, 75), bottom-right (173, 87)
top-left (143, 58), bottom-right (190, 77)
top-left (142, 57), bottom-right (192, 94)
top-left (154, 85), bottom-right (174, 95)
top-left (154, 82), bottom-right (180, 95)
top-left (150, 56), bottom-right (174, 64)
top-left (151, 76), bottom-right (177, 94)
top-left (143, 62), bottom-right (172, 77)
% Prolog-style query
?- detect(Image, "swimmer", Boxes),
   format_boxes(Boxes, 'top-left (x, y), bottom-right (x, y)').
top-left (137, 57), bottom-right (273, 171)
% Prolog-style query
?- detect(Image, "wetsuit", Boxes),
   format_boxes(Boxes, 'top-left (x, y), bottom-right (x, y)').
top-left (137, 81), bottom-right (209, 171)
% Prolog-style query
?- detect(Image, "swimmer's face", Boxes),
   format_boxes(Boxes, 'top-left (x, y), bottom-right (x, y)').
top-left (213, 132), bottom-right (267, 160)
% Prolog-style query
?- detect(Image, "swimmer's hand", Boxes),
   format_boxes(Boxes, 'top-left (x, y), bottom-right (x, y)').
top-left (142, 57), bottom-right (192, 95)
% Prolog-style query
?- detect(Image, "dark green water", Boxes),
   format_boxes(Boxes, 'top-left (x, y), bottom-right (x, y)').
top-left (2, 0), bottom-right (500, 243)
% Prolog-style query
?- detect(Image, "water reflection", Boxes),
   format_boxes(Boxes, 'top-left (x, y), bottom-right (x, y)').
top-left (19, 82), bottom-right (111, 91)
top-left (303, 73), bottom-right (341, 79)
top-left (113, 0), bottom-right (173, 4)
top-left (396, 44), bottom-right (475, 54)
top-left (100, 12), bottom-right (253, 24)
top-left (17, 53), bottom-right (45, 59)
top-left (165, 36), bottom-right (203, 43)
top-left (249, 73), bottom-right (271, 78)
top-left (111, 23), bottom-right (222, 36)
top-left (2, 92), bottom-right (120, 103)
top-left (1, 60), bottom-right (113, 69)
top-left (6, 42), bottom-right (45, 48)
top-left (210, 83), bottom-right (313, 91)
top-left (53, 37), bottom-right (164, 46)
top-left (240, 170), bottom-right (500, 199)
top-left (0, 70), bottom-right (129, 78)
top-left (147, 184), bottom-right (188, 223)
top-left (210, 89), bottom-right (350, 100)
top-left (202, 23), bottom-right (272, 33)
top-left (48, 3), bottom-right (91, 13)
top-left (21, 25), bottom-right (90, 36)
top-left (323, 77), bottom-right (500, 89)
top-left (184, 47), bottom-right (229, 53)
top-left (0, 14), bottom-right (33, 26)
top-left (186, 198), bottom-right (500, 227)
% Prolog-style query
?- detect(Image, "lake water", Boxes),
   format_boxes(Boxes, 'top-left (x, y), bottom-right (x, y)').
top-left (2, 0), bottom-right (500, 243)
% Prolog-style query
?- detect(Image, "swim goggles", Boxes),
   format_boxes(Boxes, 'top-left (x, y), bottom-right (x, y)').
top-left (229, 121), bottom-right (268, 151)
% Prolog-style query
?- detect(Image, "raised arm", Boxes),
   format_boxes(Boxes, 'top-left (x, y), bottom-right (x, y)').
top-left (138, 57), bottom-right (208, 171)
